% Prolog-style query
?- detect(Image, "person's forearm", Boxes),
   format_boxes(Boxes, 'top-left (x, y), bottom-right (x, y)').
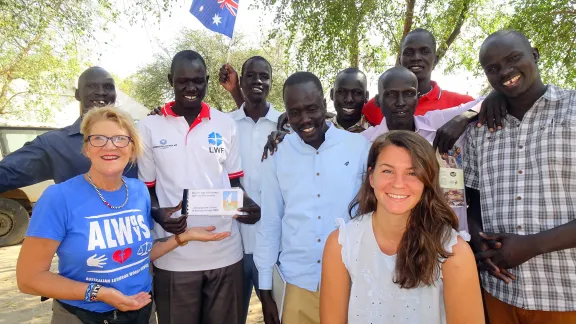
top-left (533, 220), bottom-right (576, 255)
top-left (150, 235), bottom-right (179, 261)
top-left (230, 88), bottom-right (244, 108)
top-left (466, 187), bottom-right (483, 251)
top-left (461, 109), bottom-right (479, 123)
top-left (0, 161), bottom-right (50, 192)
top-left (18, 271), bottom-right (88, 300)
top-left (148, 187), bottom-right (160, 209)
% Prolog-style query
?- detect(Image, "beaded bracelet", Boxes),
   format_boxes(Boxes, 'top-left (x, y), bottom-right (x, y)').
top-left (84, 283), bottom-right (102, 302)
top-left (84, 283), bottom-right (96, 302)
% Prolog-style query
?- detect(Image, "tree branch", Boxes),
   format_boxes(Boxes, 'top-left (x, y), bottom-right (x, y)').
top-left (399, 0), bottom-right (416, 59)
top-left (437, 0), bottom-right (472, 62)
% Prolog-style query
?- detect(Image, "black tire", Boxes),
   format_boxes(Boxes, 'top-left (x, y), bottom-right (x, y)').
top-left (0, 197), bottom-right (29, 247)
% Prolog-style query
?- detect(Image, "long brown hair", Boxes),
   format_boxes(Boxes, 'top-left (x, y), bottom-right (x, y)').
top-left (349, 130), bottom-right (458, 289)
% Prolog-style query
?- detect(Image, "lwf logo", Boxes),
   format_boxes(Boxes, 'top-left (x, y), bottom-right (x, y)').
top-left (208, 132), bottom-right (224, 153)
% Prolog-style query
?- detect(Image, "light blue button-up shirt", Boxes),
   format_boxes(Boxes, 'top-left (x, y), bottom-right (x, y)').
top-left (255, 125), bottom-right (371, 292)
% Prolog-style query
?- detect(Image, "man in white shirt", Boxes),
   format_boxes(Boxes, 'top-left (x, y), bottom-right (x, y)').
top-left (137, 50), bottom-right (260, 324)
top-left (221, 56), bottom-right (282, 323)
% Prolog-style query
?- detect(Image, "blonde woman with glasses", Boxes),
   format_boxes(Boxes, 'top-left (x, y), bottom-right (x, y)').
top-left (16, 106), bottom-right (229, 324)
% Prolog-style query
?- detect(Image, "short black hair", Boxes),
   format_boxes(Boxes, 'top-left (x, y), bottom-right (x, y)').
top-left (335, 67), bottom-right (366, 79)
top-left (78, 66), bottom-right (110, 87)
top-left (402, 28), bottom-right (437, 52)
top-left (481, 29), bottom-right (532, 51)
top-left (170, 50), bottom-right (207, 76)
top-left (283, 71), bottom-right (323, 97)
top-left (378, 66), bottom-right (416, 90)
top-left (241, 56), bottom-right (272, 77)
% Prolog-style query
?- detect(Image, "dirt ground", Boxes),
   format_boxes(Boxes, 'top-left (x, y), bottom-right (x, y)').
top-left (0, 245), bottom-right (263, 324)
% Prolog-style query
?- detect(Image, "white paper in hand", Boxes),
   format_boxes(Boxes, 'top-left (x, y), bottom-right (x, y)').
top-left (272, 264), bottom-right (287, 322)
top-left (182, 188), bottom-right (243, 216)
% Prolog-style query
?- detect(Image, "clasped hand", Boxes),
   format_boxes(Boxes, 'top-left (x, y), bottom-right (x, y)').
top-left (472, 231), bottom-right (539, 284)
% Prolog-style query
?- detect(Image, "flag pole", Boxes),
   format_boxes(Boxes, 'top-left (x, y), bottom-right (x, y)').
top-left (226, 0), bottom-right (240, 63)
top-left (226, 33), bottom-right (233, 63)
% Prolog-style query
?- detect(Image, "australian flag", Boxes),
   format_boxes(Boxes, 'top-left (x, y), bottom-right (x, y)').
top-left (190, 0), bottom-right (239, 38)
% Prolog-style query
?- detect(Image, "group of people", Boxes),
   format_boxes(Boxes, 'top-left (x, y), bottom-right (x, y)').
top-left (0, 26), bottom-right (573, 324)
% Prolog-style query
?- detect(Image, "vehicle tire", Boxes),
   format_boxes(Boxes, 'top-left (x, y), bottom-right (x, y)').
top-left (0, 197), bottom-right (29, 247)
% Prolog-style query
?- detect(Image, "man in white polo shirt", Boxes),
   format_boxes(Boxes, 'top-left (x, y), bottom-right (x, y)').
top-left (137, 50), bottom-right (260, 324)
top-left (220, 56), bottom-right (282, 323)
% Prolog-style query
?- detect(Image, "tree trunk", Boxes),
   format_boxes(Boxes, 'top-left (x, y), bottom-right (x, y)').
top-left (398, 0), bottom-right (416, 59)
top-left (437, 0), bottom-right (472, 62)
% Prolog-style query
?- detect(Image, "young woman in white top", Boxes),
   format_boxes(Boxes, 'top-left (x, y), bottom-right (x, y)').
top-left (320, 131), bottom-right (484, 324)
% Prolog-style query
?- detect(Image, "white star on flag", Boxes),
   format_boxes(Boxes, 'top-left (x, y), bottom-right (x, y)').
top-left (199, 6), bottom-right (203, 11)
top-left (212, 14), bottom-right (222, 25)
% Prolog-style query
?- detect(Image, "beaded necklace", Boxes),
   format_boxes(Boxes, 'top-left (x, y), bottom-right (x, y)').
top-left (86, 173), bottom-right (129, 209)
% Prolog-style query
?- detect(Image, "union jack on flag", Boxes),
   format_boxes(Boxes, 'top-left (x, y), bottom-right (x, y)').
top-left (190, 0), bottom-right (240, 38)
top-left (218, 0), bottom-right (238, 17)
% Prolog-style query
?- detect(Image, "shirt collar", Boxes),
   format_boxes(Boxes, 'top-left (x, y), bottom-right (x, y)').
top-left (161, 101), bottom-right (211, 119)
top-left (329, 114), bottom-right (371, 133)
top-left (543, 84), bottom-right (569, 102)
top-left (68, 117), bottom-right (82, 136)
top-left (373, 117), bottom-right (434, 135)
top-left (231, 102), bottom-right (282, 123)
top-left (420, 81), bottom-right (442, 101)
top-left (295, 123), bottom-right (342, 150)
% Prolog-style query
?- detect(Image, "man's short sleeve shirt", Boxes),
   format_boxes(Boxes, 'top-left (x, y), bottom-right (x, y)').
top-left (137, 101), bottom-right (243, 271)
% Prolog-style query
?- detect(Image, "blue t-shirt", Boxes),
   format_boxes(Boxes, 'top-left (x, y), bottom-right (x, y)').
top-left (26, 175), bottom-right (154, 312)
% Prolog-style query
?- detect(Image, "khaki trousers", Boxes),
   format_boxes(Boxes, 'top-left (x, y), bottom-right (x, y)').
top-left (282, 283), bottom-right (320, 324)
top-left (483, 289), bottom-right (576, 324)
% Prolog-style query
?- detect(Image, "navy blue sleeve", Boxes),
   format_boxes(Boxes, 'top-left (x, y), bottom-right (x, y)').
top-left (26, 184), bottom-right (67, 242)
top-left (123, 163), bottom-right (139, 179)
top-left (0, 136), bottom-right (53, 192)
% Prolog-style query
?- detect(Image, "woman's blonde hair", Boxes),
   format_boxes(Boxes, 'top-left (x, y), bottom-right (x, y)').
top-left (80, 106), bottom-right (143, 164)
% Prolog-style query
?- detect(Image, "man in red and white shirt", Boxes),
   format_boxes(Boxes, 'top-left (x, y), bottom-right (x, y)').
top-left (138, 50), bottom-right (260, 324)
top-left (362, 28), bottom-right (474, 125)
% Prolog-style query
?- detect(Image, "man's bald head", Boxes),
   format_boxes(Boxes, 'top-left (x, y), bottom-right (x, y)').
top-left (331, 68), bottom-right (369, 122)
top-left (480, 29), bottom-right (533, 60)
top-left (376, 66), bottom-right (419, 131)
top-left (479, 29), bottom-right (541, 99)
top-left (75, 67), bottom-right (116, 115)
top-left (378, 66), bottom-right (418, 93)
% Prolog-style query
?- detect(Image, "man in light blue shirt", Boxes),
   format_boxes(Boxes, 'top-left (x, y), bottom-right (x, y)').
top-left (222, 56), bottom-right (283, 323)
top-left (255, 72), bottom-right (371, 324)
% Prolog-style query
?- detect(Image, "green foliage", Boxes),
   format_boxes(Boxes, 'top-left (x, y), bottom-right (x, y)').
top-left (254, 0), bottom-right (576, 89)
top-left (505, 1), bottom-right (575, 88)
top-left (254, 0), bottom-right (481, 81)
top-left (122, 29), bottom-right (292, 112)
top-left (0, 0), bottom-right (173, 120)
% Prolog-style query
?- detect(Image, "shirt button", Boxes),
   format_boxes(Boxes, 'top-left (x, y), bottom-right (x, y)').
top-left (317, 260), bottom-right (321, 264)
top-left (519, 145), bottom-right (524, 149)
top-left (317, 194), bottom-right (321, 197)
top-left (318, 216), bottom-right (321, 219)
top-left (516, 196), bottom-right (522, 201)
top-left (317, 238), bottom-right (321, 242)
top-left (316, 172), bottom-right (320, 176)
top-left (516, 225), bottom-right (522, 230)
top-left (316, 152), bottom-right (319, 155)
top-left (518, 170), bottom-right (523, 174)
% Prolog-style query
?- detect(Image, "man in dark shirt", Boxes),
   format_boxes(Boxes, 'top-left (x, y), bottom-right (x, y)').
top-left (0, 66), bottom-right (136, 193)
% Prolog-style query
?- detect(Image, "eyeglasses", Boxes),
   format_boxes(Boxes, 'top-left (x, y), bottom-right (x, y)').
top-left (86, 135), bottom-right (132, 148)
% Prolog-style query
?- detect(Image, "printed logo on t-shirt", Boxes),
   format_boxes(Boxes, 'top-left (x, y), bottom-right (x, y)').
top-left (84, 209), bottom-right (152, 284)
top-left (153, 138), bottom-right (177, 149)
top-left (208, 132), bottom-right (224, 153)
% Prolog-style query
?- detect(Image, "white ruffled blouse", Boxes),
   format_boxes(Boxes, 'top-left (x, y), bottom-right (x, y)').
top-left (336, 214), bottom-right (469, 324)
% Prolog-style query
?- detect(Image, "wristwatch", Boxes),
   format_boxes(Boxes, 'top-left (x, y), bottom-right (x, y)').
top-left (175, 234), bottom-right (188, 246)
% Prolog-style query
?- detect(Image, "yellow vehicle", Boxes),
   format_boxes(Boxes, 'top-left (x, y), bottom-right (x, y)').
top-left (0, 123), bottom-right (56, 247)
